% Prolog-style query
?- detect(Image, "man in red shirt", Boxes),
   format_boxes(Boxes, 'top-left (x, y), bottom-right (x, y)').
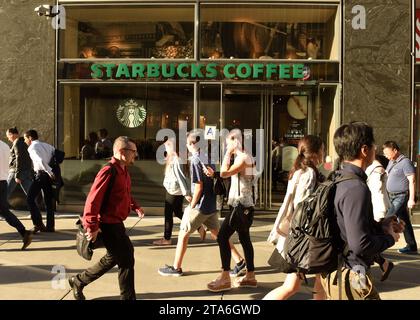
top-left (69, 136), bottom-right (144, 300)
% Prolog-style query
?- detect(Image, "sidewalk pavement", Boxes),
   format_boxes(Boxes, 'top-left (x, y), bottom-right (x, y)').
top-left (1, 211), bottom-right (420, 300)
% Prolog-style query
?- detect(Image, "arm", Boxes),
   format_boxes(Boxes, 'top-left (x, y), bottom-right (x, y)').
top-left (83, 166), bottom-right (113, 233)
top-left (190, 181), bottom-right (203, 208)
top-left (220, 152), bottom-right (247, 178)
top-left (407, 174), bottom-right (416, 209)
top-left (173, 159), bottom-right (191, 197)
top-left (341, 186), bottom-right (395, 258)
top-left (14, 143), bottom-right (23, 180)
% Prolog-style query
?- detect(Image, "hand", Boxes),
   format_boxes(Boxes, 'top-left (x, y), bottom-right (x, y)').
top-left (15, 178), bottom-right (22, 184)
top-left (136, 208), bottom-right (145, 219)
top-left (408, 199), bottom-right (416, 209)
top-left (49, 173), bottom-right (56, 181)
top-left (86, 229), bottom-right (100, 242)
top-left (185, 195), bottom-right (192, 203)
top-left (204, 166), bottom-right (214, 178)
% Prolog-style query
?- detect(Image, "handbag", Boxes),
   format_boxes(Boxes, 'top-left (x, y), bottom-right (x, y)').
top-left (213, 175), bottom-right (227, 196)
top-left (228, 166), bottom-right (255, 233)
top-left (75, 219), bottom-right (103, 261)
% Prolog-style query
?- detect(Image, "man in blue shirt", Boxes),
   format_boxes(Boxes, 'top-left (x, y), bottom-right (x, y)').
top-left (383, 141), bottom-right (418, 254)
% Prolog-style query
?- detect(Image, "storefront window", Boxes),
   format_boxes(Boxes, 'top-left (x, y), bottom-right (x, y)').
top-left (200, 4), bottom-right (339, 60)
top-left (57, 84), bottom-right (194, 206)
top-left (59, 5), bottom-right (195, 59)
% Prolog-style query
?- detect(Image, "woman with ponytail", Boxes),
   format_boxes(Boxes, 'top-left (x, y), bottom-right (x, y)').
top-left (265, 135), bottom-right (326, 300)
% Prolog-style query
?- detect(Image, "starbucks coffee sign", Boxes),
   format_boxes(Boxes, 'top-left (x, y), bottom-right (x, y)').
top-left (91, 62), bottom-right (306, 81)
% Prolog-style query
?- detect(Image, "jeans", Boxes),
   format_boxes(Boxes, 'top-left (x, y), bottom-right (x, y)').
top-left (0, 180), bottom-right (25, 236)
top-left (7, 170), bottom-right (33, 198)
top-left (217, 206), bottom-right (255, 272)
top-left (27, 171), bottom-right (55, 229)
top-left (164, 192), bottom-right (184, 240)
top-left (76, 223), bottom-right (136, 300)
top-left (387, 193), bottom-right (418, 250)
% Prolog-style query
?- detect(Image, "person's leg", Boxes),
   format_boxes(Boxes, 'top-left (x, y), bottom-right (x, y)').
top-left (40, 173), bottom-right (55, 230)
top-left (263, 273), bottom-right (302, 300)
top-left (397, 196), bottom-right (417, 250)
top-left (164, 192), bottom-right (175, 241)
top-left (313, 274), bottom-right (326, 300)
top-left (0, 181), bottom-right (26, 236)
top-left (173, 195), bottom-right (184, 220)
top-left (27, 175), bottom-right (43, 227)
top-left (19, 171), bottom-right (33, 196)
top-left (217, 212), bottom-right (236, 272)
top-left (6, 172), bottom-right (17, 199)
top-left (173, 229), bottom-right (191, 269)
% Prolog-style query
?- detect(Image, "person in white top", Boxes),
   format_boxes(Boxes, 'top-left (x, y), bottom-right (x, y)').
top-left (0, 139), bottom-right (33, 249)
top-left (366, 154), bottom-right (394, 281)
top-left (265, 135), bottom-right (326, 300)
top-left (24, 130), bottom-right (56, 232)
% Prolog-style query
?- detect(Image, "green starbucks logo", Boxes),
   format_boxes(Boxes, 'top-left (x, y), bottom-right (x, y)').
top-left (116, 99), bottom-right (146, 128)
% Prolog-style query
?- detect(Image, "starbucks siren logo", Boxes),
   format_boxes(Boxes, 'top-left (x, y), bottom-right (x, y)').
top-left (116, 99), bottom-right (146, 128)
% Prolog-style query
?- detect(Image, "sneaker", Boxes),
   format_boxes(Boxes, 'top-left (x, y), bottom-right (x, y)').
top-left (234, 276), bottom-right (258, 288)
top-left (398, 246), bottom-right (418, 254)
top-left (21, 230), bottom-right (33, 250)
top-left (207, 278), bottom-right (231, 293)
top-left (158, 265), bottom-right (183, 277)
top-left (230, 260), bottom-right (246, 277)
top-left (153, 238), bottom-right (172, 246)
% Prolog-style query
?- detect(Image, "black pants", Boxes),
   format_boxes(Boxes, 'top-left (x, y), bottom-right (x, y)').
top-left (0, 180), bottom-right (25, 236)
top-left (217, 206), bottom-right (255, 272)
top-left (164, 192), bottom-right (184, 240)
top-left (76, 223), bottom-right (136, 300)
top-left (27, 171), bottom-right (55, 229)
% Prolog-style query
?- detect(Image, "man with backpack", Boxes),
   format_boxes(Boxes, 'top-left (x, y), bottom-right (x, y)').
top-left (68, 136), bottom-right (145, 300)
top-left (322, 122), bottom-right (402, 300)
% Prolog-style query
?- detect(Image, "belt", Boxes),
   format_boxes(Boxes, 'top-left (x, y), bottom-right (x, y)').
top-left (388, 191), bottom-right (409, 197)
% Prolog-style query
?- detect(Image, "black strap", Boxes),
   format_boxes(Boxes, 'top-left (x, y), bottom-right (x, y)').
top-left (100, 163), bottom-right (117, 215)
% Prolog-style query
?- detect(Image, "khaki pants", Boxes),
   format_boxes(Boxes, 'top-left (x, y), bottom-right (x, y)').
top-left (320, 268), bottom-right (381, 300)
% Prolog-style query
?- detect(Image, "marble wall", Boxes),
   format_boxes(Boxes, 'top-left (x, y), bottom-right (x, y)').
top-left (0, 0), bottom-right (56, 145)
top-left (344, 0), bottom-right (412, 155)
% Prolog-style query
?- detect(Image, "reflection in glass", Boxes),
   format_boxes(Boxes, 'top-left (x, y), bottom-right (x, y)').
top-left (200, 5), bottom-right (338, 60)
top-left (60, 6), bottom-right (195, 59)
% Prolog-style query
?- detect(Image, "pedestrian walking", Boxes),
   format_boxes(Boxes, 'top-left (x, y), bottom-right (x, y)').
top-left (24, 130), bottom-right (56, 232)
top-left (264, 135), bottom-right (326, 300)
top-left (68, 136), bottom-right (145, 300)
top-left (366, 154), bottom-right (394, 281)
top-left (383, 141), bottom-right (418, 254)
top-left (153, 137), bottom-right (191, 246)
top-left (0, 139), bottom-right (32, 249)
top-left (207, 129), bottom-right (259, 292)
top-left (158, 130), bottom-right (244, 277)
top-left (320, 122), bottom-right (402, 300)
top-left (5, 127), bottom-right (33, 198)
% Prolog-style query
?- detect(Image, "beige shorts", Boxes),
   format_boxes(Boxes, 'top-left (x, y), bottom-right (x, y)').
top-left (180, 206), bottom-right (220, 235)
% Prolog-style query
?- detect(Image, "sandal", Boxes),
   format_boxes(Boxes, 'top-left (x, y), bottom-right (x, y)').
top-left (234, 276), bottom-right (258, 288)
top-left (207, 278), bottom-right (231, 292)
top-left (152, 238), bottom-right (172, 246)
top-left (380, 261), bottom-right (394, 282)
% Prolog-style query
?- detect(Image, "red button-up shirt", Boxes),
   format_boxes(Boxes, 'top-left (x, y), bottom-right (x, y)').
top-left (83, 157), bottom-right (140, 233)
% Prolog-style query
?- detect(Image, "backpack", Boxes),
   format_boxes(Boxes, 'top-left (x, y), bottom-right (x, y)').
top-left (49, 149), bottom-right (66, 204)
top-left (282, 173), bottom-right (361, 275)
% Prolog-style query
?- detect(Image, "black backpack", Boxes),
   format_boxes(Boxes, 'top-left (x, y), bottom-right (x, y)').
top-left (49, 149), bottom-right (66, 203)
top-left (282, 173), bottom-right (361, 275)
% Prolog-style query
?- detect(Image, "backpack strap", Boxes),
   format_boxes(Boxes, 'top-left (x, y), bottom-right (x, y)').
top-left (100, 163), bottom-right (117, 215)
